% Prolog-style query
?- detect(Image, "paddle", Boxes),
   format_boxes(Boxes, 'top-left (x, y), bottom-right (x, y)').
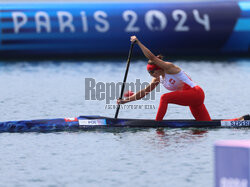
top-left (115, 42), bottom-right (135, 118)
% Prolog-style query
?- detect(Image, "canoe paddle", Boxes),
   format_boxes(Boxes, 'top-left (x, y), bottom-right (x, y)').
top-left (115, 42), bottom-right (135, 118)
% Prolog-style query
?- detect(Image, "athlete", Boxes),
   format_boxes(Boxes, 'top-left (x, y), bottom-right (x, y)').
top-left (117, 36), bottom-right (211, 121)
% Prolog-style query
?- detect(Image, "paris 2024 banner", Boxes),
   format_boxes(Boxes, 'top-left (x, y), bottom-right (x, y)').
top-left (0, 1), bottom-right (249, 58)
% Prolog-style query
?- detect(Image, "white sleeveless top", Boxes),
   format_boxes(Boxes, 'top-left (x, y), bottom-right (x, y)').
top-left (160, 71), bottom-right (197, 91)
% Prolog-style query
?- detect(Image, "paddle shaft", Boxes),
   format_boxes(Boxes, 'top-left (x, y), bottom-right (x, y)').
top-left (115, 42), bottom-right (135, 118)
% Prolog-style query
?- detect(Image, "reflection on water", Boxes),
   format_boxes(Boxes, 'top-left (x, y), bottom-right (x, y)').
top-left (154, 128), bottom-right (208, 147)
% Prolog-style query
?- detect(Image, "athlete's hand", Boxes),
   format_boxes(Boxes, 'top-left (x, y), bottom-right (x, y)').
top-left (148, 60), bottom-right (155, 65)
top-left (130, 36), bottom-right (138, 44)
top-left (117, 99), bottom-right (126, 105)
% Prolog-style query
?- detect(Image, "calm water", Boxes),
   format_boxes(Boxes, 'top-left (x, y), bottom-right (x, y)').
top-left (0, 59), bottom-right (249, 187)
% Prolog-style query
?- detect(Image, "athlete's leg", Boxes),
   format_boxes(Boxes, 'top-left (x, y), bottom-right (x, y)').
top-left (222, 114), bottom-right (250, 121)
top-left (189, 104), bottom-right (211, 121)
top-left (155, 93), bottom-right (170, 121)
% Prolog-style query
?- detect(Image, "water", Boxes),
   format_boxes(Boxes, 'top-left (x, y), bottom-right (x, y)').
top-left (0, 59), bottom-right (249, 187)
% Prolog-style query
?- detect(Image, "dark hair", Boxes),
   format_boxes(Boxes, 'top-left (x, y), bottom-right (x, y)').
top-left (148, 54), bottom-right (164, 65)
top-left (156, 54), bottom-right (164, 60)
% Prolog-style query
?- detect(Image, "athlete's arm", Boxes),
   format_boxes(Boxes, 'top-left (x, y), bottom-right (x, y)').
top-left (117, 77), bottom-right (160, 104)
top-left (130, 36), bottom-right (180, 74)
